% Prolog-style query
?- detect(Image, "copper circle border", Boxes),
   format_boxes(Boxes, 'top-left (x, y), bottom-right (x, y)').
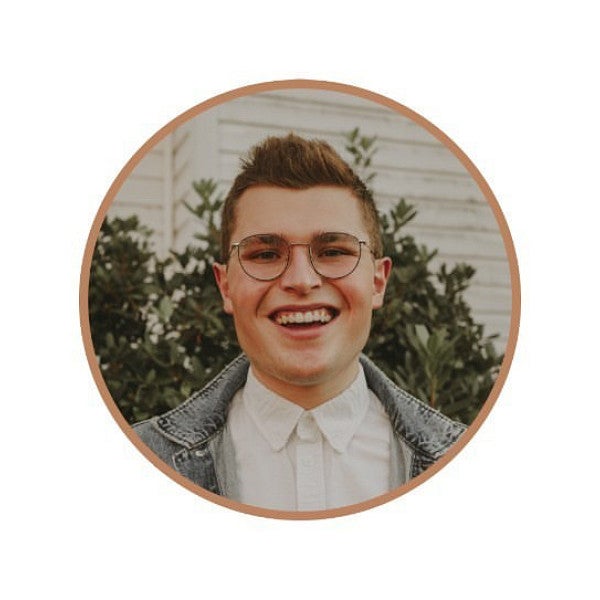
top-left (79, 79), bottom-right (521, 520)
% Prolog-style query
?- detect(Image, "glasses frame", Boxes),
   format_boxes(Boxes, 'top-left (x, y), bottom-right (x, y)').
top-left (229, 232), bottom-right (374, 282)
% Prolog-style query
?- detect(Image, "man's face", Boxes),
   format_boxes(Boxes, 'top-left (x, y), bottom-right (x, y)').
top-left (213, 186), bottom-right (391, 406)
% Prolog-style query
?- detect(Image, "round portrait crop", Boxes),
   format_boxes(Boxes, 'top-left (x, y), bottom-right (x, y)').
top-left (80, 80), bottom-right (520, 519)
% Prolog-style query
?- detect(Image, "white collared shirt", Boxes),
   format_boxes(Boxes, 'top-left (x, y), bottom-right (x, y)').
top-left (226, 365), bottom-right (394, 511)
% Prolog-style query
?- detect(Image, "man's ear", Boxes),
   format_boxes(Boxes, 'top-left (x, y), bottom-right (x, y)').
top-left (212, 262), bottom-right (234, 315)
top-left (372, 257), bottom-right (392, 310)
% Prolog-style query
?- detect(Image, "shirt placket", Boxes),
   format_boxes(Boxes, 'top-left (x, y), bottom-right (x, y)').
top-left (295, 412), bottom-right (326, 511)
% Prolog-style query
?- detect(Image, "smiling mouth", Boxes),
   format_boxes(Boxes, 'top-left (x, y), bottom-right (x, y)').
top-left (270, 307), bottom-right (339, 327)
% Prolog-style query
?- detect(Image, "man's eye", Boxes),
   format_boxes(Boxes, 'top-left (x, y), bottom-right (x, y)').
top-left (319, 246), bottom-right (354, 258)
top-left (248, 250), bottom-right (281, 262)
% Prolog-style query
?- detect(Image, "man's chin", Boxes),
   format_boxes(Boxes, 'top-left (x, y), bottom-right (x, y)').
top-left (271, 362), bottom-right (330, 387)
top-left (253, 352), bottom-right (361, 403)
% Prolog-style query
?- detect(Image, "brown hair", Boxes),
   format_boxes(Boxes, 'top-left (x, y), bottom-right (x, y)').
top-left (220, 133), bottom-right (383, 260)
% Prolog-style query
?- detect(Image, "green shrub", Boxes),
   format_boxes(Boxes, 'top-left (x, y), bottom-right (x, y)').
top-left (88, 132), bottom-right (502, 425)
top-left (348, 129), bottom-right (502, 424)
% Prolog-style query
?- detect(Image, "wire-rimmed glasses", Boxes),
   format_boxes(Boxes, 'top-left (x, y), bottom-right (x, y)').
top-left (229, 232), bottom-right (372, 281)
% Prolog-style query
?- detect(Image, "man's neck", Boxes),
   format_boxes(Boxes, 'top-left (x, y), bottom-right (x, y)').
top-left (249, 361), bottom-right (361, 410)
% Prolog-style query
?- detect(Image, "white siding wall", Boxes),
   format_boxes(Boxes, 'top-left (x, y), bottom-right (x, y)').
top-left (109, 134), bottom-right (173, 256)
top-left (109, 88), bottom-right (512, 349)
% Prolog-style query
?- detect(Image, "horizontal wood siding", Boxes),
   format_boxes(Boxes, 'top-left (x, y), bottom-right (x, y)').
top-left (108, 138), bottom-right (169, 249)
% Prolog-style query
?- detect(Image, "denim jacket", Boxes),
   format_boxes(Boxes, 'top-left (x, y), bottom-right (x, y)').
top-left (134, 354), bottom-right (466, 498)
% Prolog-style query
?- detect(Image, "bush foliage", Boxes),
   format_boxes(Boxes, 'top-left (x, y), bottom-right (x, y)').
top-left (88, 131), bottom-right (502, 425)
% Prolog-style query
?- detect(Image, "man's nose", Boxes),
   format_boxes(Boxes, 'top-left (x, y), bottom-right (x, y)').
top-left (279, 244), bottom-right (322, 293)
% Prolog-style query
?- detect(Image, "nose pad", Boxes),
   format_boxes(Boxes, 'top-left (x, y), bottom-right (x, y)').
top-left (279, 244), bottom-right (322, 292)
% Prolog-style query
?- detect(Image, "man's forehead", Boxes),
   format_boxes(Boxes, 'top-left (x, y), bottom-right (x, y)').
top-left (232, 185), bottom-right (367, 238)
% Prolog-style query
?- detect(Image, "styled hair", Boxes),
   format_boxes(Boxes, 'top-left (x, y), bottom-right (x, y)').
top-left (220, 133), bottom-right (383, 261)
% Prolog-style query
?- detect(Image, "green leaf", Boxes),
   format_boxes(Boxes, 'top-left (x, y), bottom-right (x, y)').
top-left (158, 296), bottom-right (174, 322)
top-left (415, 324), bottom-right (429, 347)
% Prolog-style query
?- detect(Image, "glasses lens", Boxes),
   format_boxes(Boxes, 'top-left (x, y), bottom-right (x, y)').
top-left (311, 233), bottom-right (361, 278)
top-left (238, 234), bottom-right (288, 280)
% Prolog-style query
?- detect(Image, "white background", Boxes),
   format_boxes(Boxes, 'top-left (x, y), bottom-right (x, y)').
top-left (2, 1), bottom-right (598, 598)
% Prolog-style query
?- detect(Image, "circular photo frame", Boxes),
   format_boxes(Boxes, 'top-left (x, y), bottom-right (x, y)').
top-left (80, 80), bottom-right (520, 519)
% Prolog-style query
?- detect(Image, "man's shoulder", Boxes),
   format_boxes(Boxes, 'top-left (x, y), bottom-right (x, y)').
top-left (359, 354), bottom-right (466, 461)
top-left (133, 355), bottom-right (250, 452)
top-left (133, 418), bottom-right (183, 464)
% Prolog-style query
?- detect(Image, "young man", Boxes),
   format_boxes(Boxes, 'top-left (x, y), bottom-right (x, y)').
top-left (134, 134), bottom-right (465, 511)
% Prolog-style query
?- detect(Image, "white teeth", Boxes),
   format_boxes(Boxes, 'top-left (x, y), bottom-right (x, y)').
top-left (274, 308), bottom-right (334, 325)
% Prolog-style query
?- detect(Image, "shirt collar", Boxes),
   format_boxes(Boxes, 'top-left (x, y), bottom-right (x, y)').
top-left (242, 366), bottom-right (371, 453)
top-left (311, 366), bottom-right (370, 452)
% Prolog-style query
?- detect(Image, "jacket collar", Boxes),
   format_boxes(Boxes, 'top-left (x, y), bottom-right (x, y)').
top-left (155, 355), bottom-right (249, 448)
top-left (360, 355), bottom-right (465, 460)
top-left (154, 354), bottom-right (464, 460)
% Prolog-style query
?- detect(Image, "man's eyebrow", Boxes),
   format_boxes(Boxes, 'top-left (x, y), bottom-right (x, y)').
top-left (252, 233), bottom-right (282, 243)
top-left (245, 231), bottom-right (359, 243)
top-left (317, 232), bottom-right (346, 242)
